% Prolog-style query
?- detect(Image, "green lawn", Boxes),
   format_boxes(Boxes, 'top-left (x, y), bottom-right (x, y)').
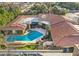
top-left (16, 44), bottom-right (36, 50)
top-left (0, 37), bottom-right (6, 49)
top-left (0, 37), bottom-right (4, 43)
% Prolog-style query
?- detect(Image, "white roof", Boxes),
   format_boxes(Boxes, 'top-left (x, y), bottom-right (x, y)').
top-left (41, 21), bottom-right (50, 25)
top-left (22, 17), bottom-right (39, 24)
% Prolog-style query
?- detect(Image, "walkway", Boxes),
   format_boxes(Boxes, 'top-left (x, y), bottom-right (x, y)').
top-left (0, 50), bottom-right (72, 56)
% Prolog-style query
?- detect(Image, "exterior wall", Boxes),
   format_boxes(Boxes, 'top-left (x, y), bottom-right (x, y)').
top-left (12, 30), bottom-right (24, 35)
top-left (0, 31), bottom-right (4, 37)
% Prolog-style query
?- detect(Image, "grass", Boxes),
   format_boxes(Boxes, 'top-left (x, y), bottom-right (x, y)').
top-left (0, 37), bottom-right (6, 49)
top-left (0, 37), bottom-right (4, 43)
top-left (16, 44), bottom-right (36, 50)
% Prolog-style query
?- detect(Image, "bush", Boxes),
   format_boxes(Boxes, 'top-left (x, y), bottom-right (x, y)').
top-left (0, 45), bottom-right (6, 49)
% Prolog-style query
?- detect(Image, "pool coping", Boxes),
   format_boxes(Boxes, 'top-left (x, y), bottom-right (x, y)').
top-left (5, 30), bottom-right (44, 44)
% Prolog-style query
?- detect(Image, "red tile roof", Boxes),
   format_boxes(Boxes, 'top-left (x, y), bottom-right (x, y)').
top-left (51, 21), bottom-right (79, 47)
top-left (37, 14), bottom-right (79, 47)
top-left (6, 15), bottom-right (28, 27)
top-left (0, 15), bottom-right (29, 30)
top-left (37, 14), bottom-right (65, 25)
top-left (3, 26), bottom-right (25, 30)
top-left (56, 35), bottom-right (79, 47)
top-left (49, 16), bottom-right (79, 47)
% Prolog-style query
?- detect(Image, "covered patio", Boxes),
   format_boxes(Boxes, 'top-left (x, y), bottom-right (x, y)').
top-left (22, 17), bottom-right (40, 29)
top-left (0, 23), bottom-right (27, 35)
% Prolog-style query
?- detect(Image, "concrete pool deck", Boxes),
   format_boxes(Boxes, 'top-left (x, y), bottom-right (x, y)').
top-left (30, 28), bottom-right (46, 36)
top-left (5, 29), bottom-right (45, 46)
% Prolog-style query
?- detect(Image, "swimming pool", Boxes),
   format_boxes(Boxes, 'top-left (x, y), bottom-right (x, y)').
top-left (6, 30), bottom-right (43, 42)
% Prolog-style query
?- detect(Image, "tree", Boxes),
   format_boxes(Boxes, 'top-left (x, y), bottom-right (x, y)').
top-left (57, 2), bottom-right (79, 10)
top-left (52, 5), bottom-right (69, 15)
top-left (25, 2), bottom-right (69, 15)
top-left (0, 5), bottom-right (21, 26)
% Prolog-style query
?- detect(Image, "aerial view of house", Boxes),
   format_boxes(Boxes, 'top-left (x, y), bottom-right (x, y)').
top-left (0, 2), bottom-right (79, 56)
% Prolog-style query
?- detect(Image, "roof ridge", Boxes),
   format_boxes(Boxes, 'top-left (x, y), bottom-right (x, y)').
top-left (51, 20), bottom-right (65, 26)
top-left (55, 21), bottom-right (79, 46)
top-left (66, 22), bottom-right (79, 33)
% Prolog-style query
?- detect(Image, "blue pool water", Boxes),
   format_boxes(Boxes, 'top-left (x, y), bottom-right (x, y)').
top-left (6, 30), bottom-right (43, 42)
